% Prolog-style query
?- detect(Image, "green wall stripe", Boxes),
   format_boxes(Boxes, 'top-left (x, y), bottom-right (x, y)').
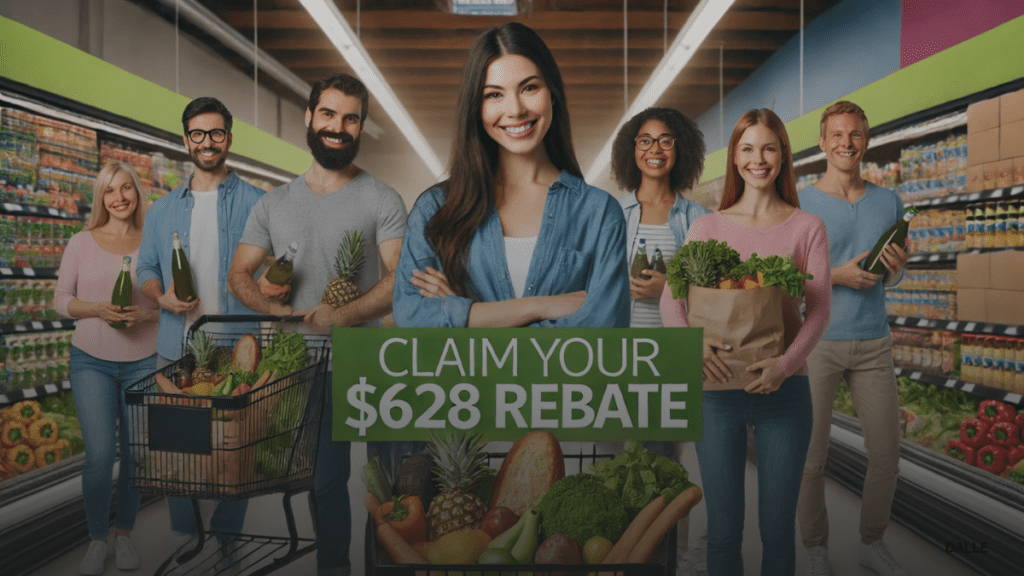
top-left (0, 16), bottom-right (310, 176)
top-left (702, 14), bottom-right (1024, 183)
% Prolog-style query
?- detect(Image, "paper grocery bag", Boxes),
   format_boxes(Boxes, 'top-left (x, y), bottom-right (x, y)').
top-left (686, 285), bottom-right (786, 391)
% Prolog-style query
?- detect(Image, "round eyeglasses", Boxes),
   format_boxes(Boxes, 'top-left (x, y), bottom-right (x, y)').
top-left (187, 129), bottom-right (228, 144)
top-left (635, 136), bottom-right (676, 151)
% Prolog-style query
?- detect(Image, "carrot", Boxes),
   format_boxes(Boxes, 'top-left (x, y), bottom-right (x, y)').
top-left (366, 491), bottom-right (386, 526)
top-left (376, 523), bottom-right (428, 565)
top-left (598, 495), bottom-right (667, 574)
top-left (624, 486), bottom-right (703, 564)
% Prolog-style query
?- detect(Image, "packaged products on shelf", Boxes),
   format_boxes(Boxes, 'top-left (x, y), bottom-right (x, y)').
top-left (0, 279), bottom-right (60, 323)
top-left (886, 289), bottom-right (957, 320)
top-left (0, 330), bottom-right (72, 393)
top-left (960, 335), bottom-right (1024, 393)
top-left (898, 268), bottom-right (958, 291)
top-left (897, 134), bottom-right (969, 203)
top-left (907, 208), bottom-right (966, 253)
top-left (891, 327), bottom-right (960, 376)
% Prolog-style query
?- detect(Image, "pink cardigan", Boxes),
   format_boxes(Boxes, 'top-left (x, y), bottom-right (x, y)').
top-left (54, 231), bottom-right (159, 362)
top-left (659, 210), bottom-right (832, 379)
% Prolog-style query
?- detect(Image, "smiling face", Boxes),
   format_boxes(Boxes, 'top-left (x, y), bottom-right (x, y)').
top-left (820, 112), bottom-right (868, 174)
top-left (734, 123), bottom-right (783, 193)
top-left (305, 87), bottom-right (363, 170)
top-left (634, 119), bottom-right (676, 182)
top-left (183, 112), bottom-right (231, 173)
top-left (480, 54), bottom-right (552, 157)
top-left (103, 169), bottom-right (139, 223)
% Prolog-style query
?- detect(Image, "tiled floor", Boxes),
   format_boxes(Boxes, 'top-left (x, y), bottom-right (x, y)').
top-left (30, 443), bottom-right (980, 576)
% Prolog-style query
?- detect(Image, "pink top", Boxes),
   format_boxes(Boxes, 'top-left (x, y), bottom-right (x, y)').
top-left (54, 231), bottom-right (159, 362)
top-left (659, 209), bottom-right (832, 379)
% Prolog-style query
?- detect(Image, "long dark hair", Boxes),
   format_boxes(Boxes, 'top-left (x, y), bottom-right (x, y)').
top-left (425, 22), bottom-right (581, 297)
top-left (611, 107), bottom-right (705, 193)
top-left (720, 108), bottom-right (799, 211)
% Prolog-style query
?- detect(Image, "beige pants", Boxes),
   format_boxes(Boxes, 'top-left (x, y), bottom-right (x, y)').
top-left (797, 335), bottom-right (902, 547)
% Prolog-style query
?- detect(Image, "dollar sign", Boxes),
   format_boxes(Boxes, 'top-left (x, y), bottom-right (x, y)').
top-left (346, 376), bottom-right (378, 437)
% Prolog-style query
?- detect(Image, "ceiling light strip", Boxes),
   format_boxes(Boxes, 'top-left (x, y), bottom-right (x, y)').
top-left (299, 0), bottom-right (445, 179)
top-left (585, 0), bottom-right (735, 184)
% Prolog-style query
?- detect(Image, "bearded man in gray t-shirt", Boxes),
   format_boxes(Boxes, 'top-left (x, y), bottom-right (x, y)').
top-left (228, 74), bottom-right (414, 576)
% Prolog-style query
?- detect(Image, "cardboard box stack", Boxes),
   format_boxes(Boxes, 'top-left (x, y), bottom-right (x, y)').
top-left (956, 251), bottom-right (1024, 325)
top-left (966, 89), bottom-right (1024, 192)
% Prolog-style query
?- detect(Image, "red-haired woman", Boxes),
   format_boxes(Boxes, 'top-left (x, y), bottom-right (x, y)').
top-left (660, 108), bottom-right (831, 575)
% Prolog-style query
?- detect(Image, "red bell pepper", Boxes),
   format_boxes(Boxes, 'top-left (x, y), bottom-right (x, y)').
top-left (977, 444), bottom-right (1008, 474)
top-left (1014, 412), bottom-right (1024, 430)
top-left (978, 399), bottom-right (1016, 424)
top-left (945, 439), bottom-right (977, 466)
top-left (379, 495), bottom-right (427, 544)
top-left (959, 417), bottom-right (990, 448)
top-left (1007, 445), bottom-right (1024, 468)
top-left (986, 422), bottom-right (1020, 447)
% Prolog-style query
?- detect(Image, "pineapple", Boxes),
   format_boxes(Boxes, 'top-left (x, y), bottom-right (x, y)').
top-left (426, 430), bottom-right (489, 540)
top-left (188, 330), bottom-right (218, 394)
top-left (322, 231), bottom-right (366, 307)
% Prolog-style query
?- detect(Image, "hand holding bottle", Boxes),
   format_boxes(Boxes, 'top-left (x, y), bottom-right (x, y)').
top-left (115, 305), bottom-right (159, 328)
top-left (833, 249), bottom-right (884, 290)
top-left (93, 301), bottom-right (130, 325)
top-left (876, 241), bottom-right (909, 279)
top-left (629, 270), bottom-right (667, 299)
top-left (257, 273), bottom-right (293, 303)
top-left (156, 281), bottom-right (201, 315)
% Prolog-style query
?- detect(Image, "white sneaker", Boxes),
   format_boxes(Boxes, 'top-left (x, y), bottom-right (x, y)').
top-left (859, 540), bottom-right (910, 576)
top-left (79, 540), bottom-right (108, 576)
top-left (807, 545), bottom-right (831, 576)
top-left (114, 535), bottom-right (140, 570)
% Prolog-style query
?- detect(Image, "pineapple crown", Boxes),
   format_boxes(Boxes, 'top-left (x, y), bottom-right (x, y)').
top-left (427, 430), bottom-right (489, 492)
top-left (334, 230), bottom-right (367, 280)
top-left (188, 330), bottom-right (215, 365)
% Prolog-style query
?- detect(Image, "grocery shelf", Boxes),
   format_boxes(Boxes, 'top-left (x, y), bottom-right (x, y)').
top-left (909, 184), bottom-right (1024, 208)
top-left (892, 367), bottom-right (1022, 408)
top-left (0, 201), bottom-right (84, 221)
top-left (0, 319), bottom-right (75, 335)
top-left (0, 266), bottom-right (58, 279)
top-left (906, 252), bottom-right (958, 265)
top-left (0, 379), bottom-right (72, 406)
top-left (889, 315), bottom-right (1023, 336)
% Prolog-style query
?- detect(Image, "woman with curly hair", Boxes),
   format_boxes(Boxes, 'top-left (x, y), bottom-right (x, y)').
top-left (612, 106), bottom-right (709, 327)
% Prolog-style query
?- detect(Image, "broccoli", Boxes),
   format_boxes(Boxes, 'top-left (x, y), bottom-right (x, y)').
top-left (536, 474), bottom-right (629, 545)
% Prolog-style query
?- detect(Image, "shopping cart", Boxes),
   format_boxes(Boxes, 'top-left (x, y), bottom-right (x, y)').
top-left (125, 315), bottom-right (330, 576)
top-left (366, 450), bottom-right (678, 576)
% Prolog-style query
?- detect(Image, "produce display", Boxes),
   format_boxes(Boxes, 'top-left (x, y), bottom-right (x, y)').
top-left (944, 399), bottom-right (1024, 482)
top-left (364, 433), bottom-right (703, 572)
top-left (1, 330), bottom-right (72, 393)
top-left (0, 213), bottom-right (79, 269)
top-left (0, 392), bottom-right (82, 482)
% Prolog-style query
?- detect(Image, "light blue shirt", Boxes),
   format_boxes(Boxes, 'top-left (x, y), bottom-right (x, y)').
top-left (393, 171), bottom-right (630, 328)
top-left (618, 190), bottom-right (710, 258)
top-left (798, 182), bottom-right (904, 341)
top-left (137, 171), bottom-right (265, 359)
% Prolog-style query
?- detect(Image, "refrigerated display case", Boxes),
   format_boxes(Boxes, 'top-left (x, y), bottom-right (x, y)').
top-left (0, 78), bottom-right (294, 576)
top-left (792, 78), bottom-right (1024, 576)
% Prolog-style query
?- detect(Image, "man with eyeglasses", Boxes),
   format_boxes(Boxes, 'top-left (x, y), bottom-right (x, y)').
top-left (138, 96), bottom-right (265, 569)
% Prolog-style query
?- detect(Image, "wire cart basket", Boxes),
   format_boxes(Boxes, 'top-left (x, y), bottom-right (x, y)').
top-left (365, 450), bottom-right (678, 576)
top-left (125, 315), bottom-right (330, 576)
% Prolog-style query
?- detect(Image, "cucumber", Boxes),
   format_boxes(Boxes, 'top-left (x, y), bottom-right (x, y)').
top-left (362, 456), bottom-right (394, 503)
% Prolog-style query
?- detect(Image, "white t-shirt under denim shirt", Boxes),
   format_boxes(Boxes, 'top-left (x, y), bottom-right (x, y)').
top-left (504, 236), bottom-right (538, 299)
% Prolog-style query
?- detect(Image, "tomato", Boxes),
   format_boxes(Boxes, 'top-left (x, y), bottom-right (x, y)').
top-left (480, 506), bottom-right (519, 539)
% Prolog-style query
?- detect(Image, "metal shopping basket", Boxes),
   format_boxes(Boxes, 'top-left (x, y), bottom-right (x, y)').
top-left (365, 450), bottom-right (678, 576)
top-left (125, 315), bottom-right (330, 576)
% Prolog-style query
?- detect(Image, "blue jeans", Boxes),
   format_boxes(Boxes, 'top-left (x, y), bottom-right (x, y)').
top-left (312, 387), bottom-right (351, 575)
top-left (156, 355), bottom-right (249, 537)
top-left (695, 375), bottom-right (813, 576)
top-left (70, 346), bottom-right (154, 541)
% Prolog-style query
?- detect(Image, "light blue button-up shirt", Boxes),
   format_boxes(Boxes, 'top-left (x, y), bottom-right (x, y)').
top-left (137, 171), bottom-right (265, 359)
top-left (618, 190), bottom-right (710, 257)
top-left (393, 171), bottom-right (630, 328)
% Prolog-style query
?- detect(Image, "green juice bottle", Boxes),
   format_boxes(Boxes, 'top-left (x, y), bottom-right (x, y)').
top-left (171, 232), bottom-right (197, 302)
top-left (630, 238), bottom-right (651, 279)
top-left (266, 241), bottom-right (299, 286)
top-left (862, 206), bottom-right (919, 275)
top-left (650, 247), bottom-right (667, 274)
top-left (109, 256), bottom-right (132, 329)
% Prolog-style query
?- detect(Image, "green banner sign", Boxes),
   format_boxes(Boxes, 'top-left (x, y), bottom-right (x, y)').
top-left (332, 328), bottom-right (703, 442)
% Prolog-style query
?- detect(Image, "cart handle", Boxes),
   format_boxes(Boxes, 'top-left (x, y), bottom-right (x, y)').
top-left (186, 314), bottom-right (306, 337)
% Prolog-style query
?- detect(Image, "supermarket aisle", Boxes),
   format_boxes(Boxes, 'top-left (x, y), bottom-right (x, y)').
top-left (30, 443), bottom-right (980, 576)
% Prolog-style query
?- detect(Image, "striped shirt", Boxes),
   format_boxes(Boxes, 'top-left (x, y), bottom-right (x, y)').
top-left (630, 223), bottom-right (677, 328)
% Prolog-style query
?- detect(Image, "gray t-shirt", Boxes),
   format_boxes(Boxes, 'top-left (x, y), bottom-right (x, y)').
top-left (240, 170), bottom-right (407, 328)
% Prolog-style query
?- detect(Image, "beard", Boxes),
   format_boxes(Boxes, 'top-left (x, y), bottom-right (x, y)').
top-left (307, 126), bottom-right (360, 170)
top-left (190, 145), bottom-right (227, 172)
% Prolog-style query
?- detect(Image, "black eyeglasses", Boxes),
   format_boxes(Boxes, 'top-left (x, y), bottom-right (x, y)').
top-left (635, 136), bottom-right (676, 151)
top-left (187, 129), bottom-right (228, 144)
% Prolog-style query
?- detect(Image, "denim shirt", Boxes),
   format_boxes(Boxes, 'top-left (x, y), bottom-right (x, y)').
top-left (393, 171), bottom-right (630, 328)
top-left (618, 191), bottom-right (710, 257)
top-left (137, 171), bottom-right (265, 359)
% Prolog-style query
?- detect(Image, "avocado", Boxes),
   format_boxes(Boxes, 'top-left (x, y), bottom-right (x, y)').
top-left (395, 452), bottom-right (437, 511)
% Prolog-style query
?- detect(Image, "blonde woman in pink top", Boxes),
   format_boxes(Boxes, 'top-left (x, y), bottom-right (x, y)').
top-left (54, 162), bottom-right (159, 575)
top-left (660, 109), bottom-right (831, 576)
